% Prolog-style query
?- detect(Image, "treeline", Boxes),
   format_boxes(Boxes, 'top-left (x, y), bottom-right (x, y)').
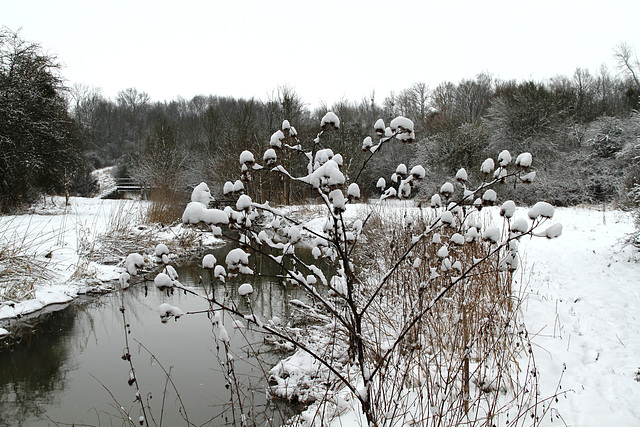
top-left (2, 26), bottom-right (639, 212)
top-left (71, 67), bottom-right (640, 207)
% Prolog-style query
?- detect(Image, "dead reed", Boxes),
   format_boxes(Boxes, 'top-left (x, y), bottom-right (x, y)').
top-left (351, 204), bottom-right (540, 425)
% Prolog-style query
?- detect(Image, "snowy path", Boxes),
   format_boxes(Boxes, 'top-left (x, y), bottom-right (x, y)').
top-left (518, 207), bottom-right (640, 426)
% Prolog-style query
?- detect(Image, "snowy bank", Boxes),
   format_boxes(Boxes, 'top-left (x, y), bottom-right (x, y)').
top-left (0, 197), bottom-right (223, 321)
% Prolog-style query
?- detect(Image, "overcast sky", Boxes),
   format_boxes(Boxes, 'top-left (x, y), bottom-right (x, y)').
top-left (4, 0), bottom-right (640, 109)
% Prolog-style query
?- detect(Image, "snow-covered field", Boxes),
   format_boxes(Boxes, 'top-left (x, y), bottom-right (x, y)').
top-left (0, 199), bottom-right (638, 425)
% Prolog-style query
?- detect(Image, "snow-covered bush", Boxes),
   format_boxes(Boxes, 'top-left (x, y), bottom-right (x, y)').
top-left (158, 112), bottom-right (561, 425)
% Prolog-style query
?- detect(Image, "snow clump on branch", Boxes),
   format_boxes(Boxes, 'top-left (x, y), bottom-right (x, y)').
top-left (321, 111), bottom-right (340, 129)
top-left (191, 182), bottom-right (214, 206)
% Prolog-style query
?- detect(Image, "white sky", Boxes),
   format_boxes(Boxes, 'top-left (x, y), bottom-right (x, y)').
top-left (4, 0), bottom-right (640, 109)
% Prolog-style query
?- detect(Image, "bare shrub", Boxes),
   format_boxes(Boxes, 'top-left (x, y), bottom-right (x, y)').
top-left (352, 205), bottom-right (539, 425)
top-left (144, 188), bottom-right (186, 225)
top-left (125, 113), bottom-right (562, 426)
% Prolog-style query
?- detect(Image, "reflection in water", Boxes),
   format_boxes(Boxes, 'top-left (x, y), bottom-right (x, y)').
top-left (0, 244), bottom-right (320, 426)
top-left (0, 305), bottom-right (76, 427)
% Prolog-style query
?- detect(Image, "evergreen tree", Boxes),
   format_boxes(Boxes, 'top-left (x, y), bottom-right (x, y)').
top-left (0, 28), bottom-right (84, 211)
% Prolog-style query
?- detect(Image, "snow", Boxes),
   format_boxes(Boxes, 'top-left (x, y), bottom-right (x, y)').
top-left (269, 129), bottom-right (284, 148)
top-left (361, 136), bottom-right (373, 151)
top-left (430, 193), bottom-right (442, 208)
top-left (498, 149), bottom-right (512, 166)
top-left (287, 226), bottom-right (302, 244)
top-left (374, 118), bottom-right (385, 133)
top-left (214, 265), bottom-right (226, 282)
top-left (0, 198), bottom-right (141, 320)
top-left (347, 183), bottom-right (361, 199)
top-left (232, 180), bottom-right (244, 193)
top-left (182, 202), bottom-right (229, 225)
top-left (164, 265), bottom-right (179, 280)
top-left (482, 225), bottom-right (501, 243)
top-left (202, 253), bottom-right (216, 269)
top-left (437, 245), bottom-right (449, 258)
top-left (329, 189), bottom-right (346, 212)
top-left (91, 166), bottom-right (118, 197)
top-left (313, 204), bottom-right (638, 426)
top-left (0, 196), bottom-right (225, 321)
top-left (223, 181), bottom-right (234, 195)
top-left (521, 170), bottom-right (536, 183)
top-left (154, 243), bottom-right (169, 257)
top-left (482, 188), bottom-right (498, 204)
top-left (191, 182), bottom-right (213, 205)
top-left (511, 217), bottom-right (530, 233)
top-left (539, 222), bottom-right (563, 239)
top-left (314, 148), bottom-right (334, 167)
top-left (516, 207), bottom-right (639, 426)
top-left (450, 233), bottom-right (464, 245)
top-left (516, 151), bottom-right (533, 168)
top-left (481, 157), bottom-right (495, 174)
top-left (440, 210), bottom-right (454, 225)
top-left (237, 283), bottom-right (254, 296)
top-left (239, 150), bottom-right (255, 165)
top-left (118, 272), bottom-right (131, 289)
top-left (321, 111), bottom-right (340, 129)
top-left (395, 163), bottom-right (407, 176)
top-left (158, 303), bottom-right (184, 322)
top-left (390, 116), bottom-right (414, 132)
top-left (499, 200), bottom-right (517, 218)
top-left (225, 248), bottom-right (251, 273)
top-left (529, 201), bottom-right (555, 219)
top-left (440, 182), bottom-right (454, 196)
top-left (236, 194), bottom-right (252, 211)
top-left (409, 165), bottom-right (425, 179)
top-left (263, 148), bottom-right (277, 163)
top-left (154, 272), bottom-right (174, 290)
top-left (125, 253), bottom-right (145, 275)
top-left (303, 159), bottom-right (345, 189)
top-left (455, 167), bottom-right (468, 182)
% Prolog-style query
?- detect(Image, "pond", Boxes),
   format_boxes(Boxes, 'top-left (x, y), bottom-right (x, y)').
top-left (0, 244), bottom-right (318, 426)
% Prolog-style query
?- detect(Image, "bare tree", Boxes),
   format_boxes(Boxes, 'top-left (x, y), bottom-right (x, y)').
top-left (117, 87), bottom-right (151, 115)
top-left (614, 42), bottom-right (640, 89)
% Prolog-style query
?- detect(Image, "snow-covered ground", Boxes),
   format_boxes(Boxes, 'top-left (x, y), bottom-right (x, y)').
top-left (516, 207), bottom-right (640, 426)
top-left (0, 199), bottom-right (638, 425)
top-left (0, 197), bottom-right (136, 320)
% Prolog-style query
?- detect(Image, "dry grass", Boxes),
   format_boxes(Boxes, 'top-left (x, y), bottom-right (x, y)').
top-left (144, 188), bottom-right (185, 225)
top-left (0, 216), bottom-right (58, 303)
top-left (350, 205), bottom-right (539, 425)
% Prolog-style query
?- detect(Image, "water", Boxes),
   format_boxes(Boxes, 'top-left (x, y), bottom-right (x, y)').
top-left (0, 245), bottom-right (316, 426)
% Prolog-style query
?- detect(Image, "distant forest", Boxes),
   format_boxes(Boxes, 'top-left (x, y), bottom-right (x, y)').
top-left (2, 27), bottom-right (640, 215)
top-left (70, 66), bottom-right (640, 208)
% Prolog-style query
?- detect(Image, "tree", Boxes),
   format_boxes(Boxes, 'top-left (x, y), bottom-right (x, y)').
top-left (396, 82), bottom-right (430, 133)
top-left (614, 42), bottom-right (640, 110)
top-left (0, 28), bottom-right (85, 211)
top-left (486, 80), bottom-right (562, 159)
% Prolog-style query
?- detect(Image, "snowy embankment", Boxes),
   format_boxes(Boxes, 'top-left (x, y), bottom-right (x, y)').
top-left (0, 196), bottom-right (222, 325)
top-left (517, 207), bottom-right (640, 426)
top-left (0, 198), bottom-right (134, 321)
